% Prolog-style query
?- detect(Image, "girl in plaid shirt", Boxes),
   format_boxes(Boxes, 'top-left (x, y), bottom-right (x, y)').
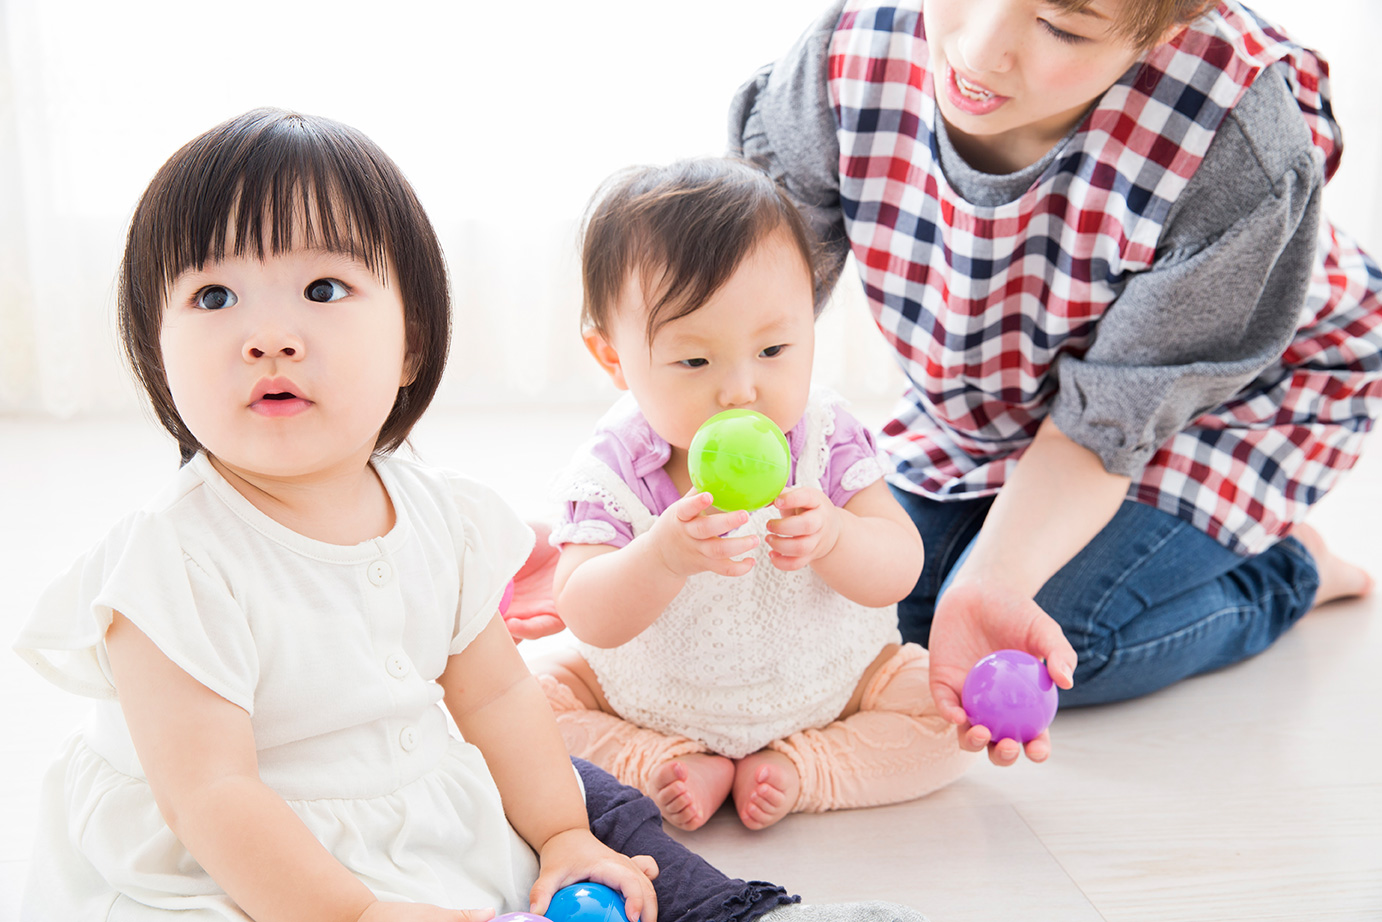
top-left (730, 0), bottom-right (1379, 765)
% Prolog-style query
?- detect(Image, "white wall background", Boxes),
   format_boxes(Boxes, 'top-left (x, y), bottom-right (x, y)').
top-left (1, 0), bottom-right (1378, 418)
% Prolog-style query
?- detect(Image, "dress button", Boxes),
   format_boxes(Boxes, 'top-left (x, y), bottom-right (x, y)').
top-left (385, 653), bottom-right (410, 679)
top-left (399, 726), bottom-right (419, 752)
top-left (367, 560), bottom-right (392, 587)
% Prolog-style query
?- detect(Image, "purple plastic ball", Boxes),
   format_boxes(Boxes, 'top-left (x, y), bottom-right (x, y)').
top-left (546, 882), bottom-right (631, 922)
top-left (494, 914), bottom-right (549, 922)
top-left (961, 649), bottom-right (1059, 743)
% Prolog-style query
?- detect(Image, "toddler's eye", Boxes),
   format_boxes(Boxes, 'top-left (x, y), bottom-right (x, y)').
top-left (305, 278), bottom-right (349, 302)
top-left (761, 345), bottom-right (786, 358)
top-left (679, 358), bottom-right (709, 368)
top-left (195, 286), bottom-right (237, 311)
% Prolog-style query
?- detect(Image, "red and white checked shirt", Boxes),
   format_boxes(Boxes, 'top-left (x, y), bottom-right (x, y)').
top-left (829, 0), bottom-right (1382, 554)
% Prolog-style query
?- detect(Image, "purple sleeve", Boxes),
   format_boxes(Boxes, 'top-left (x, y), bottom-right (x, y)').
top-left (821, 406), bottom-right (886, 508)
top-left (551, 406), bottom-right (677, 550)
top-left (553, 499), bottom-right (636, 550)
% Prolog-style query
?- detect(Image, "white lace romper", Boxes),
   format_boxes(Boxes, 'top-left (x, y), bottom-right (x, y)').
top-left (553, 393), bottom-right (902, 759)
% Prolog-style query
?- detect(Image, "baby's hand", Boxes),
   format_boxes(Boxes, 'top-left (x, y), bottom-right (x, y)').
top-left (765, 486), bottom-right (842, 571)
top-left (530, 829), bottom-right (659, 922)
top-left (356, 901), bottom-right (496, 922)
top-left (648, 491), bottom-right (758, 580)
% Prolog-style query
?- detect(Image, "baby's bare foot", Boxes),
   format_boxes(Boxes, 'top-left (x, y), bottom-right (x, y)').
top-left (650, 753), bottom-right (733, 831)
top-left (1293, 523), bottom-right (1374, 605)
top-left (732, 749), bottom-right (801, 830)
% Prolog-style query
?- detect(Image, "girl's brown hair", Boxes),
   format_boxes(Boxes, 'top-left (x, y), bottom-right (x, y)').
top-left (1051, 0), bottom-right (1218, 49)
top-left (580, 158), bottom-right (819, 345)
top-left (118, 107), bottom-right (451, 463)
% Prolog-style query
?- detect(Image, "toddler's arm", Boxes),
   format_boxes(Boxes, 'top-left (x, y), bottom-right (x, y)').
top-left (553, 491), bottom-right (759, 648)
top-left (765, 478), bottom-right (924, 608)
top-left (439, 614), bottom-right (658, 920)
top-left (105, 612), bottom-right (447, 922)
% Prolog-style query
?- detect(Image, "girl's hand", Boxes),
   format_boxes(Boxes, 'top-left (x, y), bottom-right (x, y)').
top-left (648, 491), bottom-right (758, 580)
top-left (764, 486), bottom-right (841, 570)
top-left (356, 901), bottom-right (497, 922)
top-left (503, 521), bottom-right (566, 642)
top-left (529, 829), bottom-right (659, 922)
top-left (927, 579), bottom-right (1077, 767)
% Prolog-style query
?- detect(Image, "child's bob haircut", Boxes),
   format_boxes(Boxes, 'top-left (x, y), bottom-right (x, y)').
top-left (118, 107), bottom-right (450, 463)
top-left (580, 158), bottom-right (820, 345)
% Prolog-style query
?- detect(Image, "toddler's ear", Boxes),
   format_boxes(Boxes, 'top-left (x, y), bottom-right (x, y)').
top-left (584, 330), bottom-right (629, 390)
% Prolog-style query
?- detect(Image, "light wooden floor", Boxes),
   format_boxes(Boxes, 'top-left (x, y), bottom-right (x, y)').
top-left (2, 406), bottom-right (1379, 921)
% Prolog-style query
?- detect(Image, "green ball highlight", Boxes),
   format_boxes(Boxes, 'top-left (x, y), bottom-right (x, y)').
top-left (687, 409), bottom-right (791, 511)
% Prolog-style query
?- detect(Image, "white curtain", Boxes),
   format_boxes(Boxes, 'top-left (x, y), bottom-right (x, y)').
top-left (2, 0), bottom-right (1379, 417)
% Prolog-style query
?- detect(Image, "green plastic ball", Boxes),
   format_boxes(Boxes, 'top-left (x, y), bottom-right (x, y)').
top-left (687, 409), bottom-right (791, 511)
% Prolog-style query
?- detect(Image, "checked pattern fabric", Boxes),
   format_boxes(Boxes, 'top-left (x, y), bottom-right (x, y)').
top-left (829, 0), bottom-right (1382, 554)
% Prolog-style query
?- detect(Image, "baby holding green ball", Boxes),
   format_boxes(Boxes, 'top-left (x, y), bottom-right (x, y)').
top-left (532, 159), bottom-right (973, 832)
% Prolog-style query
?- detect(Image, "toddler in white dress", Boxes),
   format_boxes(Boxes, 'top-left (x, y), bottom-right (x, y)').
top-left (11, 108), bottom-right (659, 922)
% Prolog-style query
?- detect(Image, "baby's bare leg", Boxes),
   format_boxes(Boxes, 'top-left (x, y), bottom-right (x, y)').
top-left (534, 654), bottom-right (731, 830)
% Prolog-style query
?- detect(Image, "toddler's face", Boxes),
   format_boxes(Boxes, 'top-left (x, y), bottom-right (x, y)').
top-left (159, 243), bottom-right (413, 481)
top-left (592, 228), bottom-right (816, 455)
top-left (924, 0), bottom-right (1157, 168)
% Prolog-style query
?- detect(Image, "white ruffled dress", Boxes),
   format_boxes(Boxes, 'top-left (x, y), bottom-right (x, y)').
top-left (13, 452), bottom-right (540, 920)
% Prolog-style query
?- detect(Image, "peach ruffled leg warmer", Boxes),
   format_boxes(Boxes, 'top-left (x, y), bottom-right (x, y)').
top-left (767, 643), bottom-right (972, 814)
top-left (538, 674), bottom-right (711, 794)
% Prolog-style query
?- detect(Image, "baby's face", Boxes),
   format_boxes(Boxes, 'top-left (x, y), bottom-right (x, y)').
top-left (604, 228), bottom-right (816, 453)
top-left (159, 244), bottom-right (412, 482)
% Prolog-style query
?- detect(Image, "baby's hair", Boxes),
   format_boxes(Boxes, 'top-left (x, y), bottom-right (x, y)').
top-left (1050, 0), bottom-right (1218, 49)
top-left (118, 107), bottom-right (451, 463)
top-left (580, 158), bottom-right (819, 345)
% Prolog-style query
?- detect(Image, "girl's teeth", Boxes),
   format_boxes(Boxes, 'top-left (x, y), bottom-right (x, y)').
top-left (956, 73), bottom-right (993, 100)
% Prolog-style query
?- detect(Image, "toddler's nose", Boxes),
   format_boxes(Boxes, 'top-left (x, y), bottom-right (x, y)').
top-left (243, 320), bottom-right (304, 362)
top-left (718, 371), bottom-right (757, 409)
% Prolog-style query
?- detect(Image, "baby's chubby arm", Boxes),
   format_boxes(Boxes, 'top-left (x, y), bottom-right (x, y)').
top-left (765, 478), bottom-right (924, 607)
top-left (552, 491), bottom-right (759, 648)
top-left (439, 615), bottom-right (658, 921)
top-left (106, 613), bottom-right (487, 922)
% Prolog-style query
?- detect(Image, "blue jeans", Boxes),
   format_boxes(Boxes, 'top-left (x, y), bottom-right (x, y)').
top-left (888, 487), bottom-right (1321, 707)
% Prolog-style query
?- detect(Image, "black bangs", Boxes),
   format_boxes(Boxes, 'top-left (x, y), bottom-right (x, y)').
top-left (140, 108), bottom-right (396, 290)
top-left (118, 107), bottom-right (453, 464)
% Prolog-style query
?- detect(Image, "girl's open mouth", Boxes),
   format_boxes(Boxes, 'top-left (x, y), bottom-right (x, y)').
top-left (944, 65), bottom-right (1009, 116)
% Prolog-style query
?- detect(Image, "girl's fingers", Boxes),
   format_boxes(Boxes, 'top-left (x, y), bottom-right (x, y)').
top-left (765, 512), bottom-right (819, 538)
top-left (630, 855), bottom-right (659, 880)
top-left (672, 491), bottom-right (716, 522)
top-left (766, 550), bottom-right (812, 571)
top-left (686, 509), bottom-right (750, 539)
top-left (702, 535), bottom-right (758, 559)
top-left (710, 556), bottom-right (755, 578)
top-left (774, 488), bottom-right (821, 512)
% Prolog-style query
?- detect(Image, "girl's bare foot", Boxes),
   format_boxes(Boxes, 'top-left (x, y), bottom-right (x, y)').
top-left (732, 749), bottom-right (801, 830)
top-left (1293, 524), bottom-right (1374, 605)
top-left (650, 753), bottom-right (734, 831)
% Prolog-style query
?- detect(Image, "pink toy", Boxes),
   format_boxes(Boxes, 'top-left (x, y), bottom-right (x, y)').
top-left (499, 578), bottom-right (515, 615)
top-left (961, 649), bottom-right (1059, 743)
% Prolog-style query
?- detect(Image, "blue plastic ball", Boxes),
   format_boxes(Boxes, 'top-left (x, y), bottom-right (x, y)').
top-left (546, 882), bottom-right (630, 922)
